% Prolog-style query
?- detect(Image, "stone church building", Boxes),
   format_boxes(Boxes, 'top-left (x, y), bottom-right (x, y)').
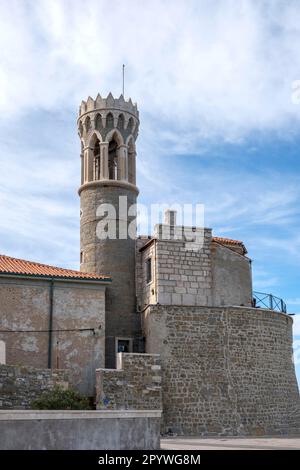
top-left (0, 93), bottom-right (299, 436)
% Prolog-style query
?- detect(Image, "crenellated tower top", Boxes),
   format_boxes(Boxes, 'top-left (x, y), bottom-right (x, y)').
top-left (78, 92), bottom-right (139, 119)
top-left (78, 92), bottom-right (139, 191)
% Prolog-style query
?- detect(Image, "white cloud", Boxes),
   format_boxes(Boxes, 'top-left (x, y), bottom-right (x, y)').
top-left (1, 0), bottom-right (300, 140)
top-left (138, 147), bottom-right (300, 234)
top-left (293, 315), bottom-right (300, 336)
top-left (287, 298), bottom-right (300, 306)
top-left (0, 0), bottom-right (299, 281)
top-left (251, 267), bottom-right (279, 291)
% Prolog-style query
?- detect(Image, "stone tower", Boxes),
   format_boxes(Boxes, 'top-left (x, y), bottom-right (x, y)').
top-left (77, 93), bottom-right (141, 368)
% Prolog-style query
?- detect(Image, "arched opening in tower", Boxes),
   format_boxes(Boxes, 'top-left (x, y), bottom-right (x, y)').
top-left (95, 113), bottom-right (103, 131)
top-left (106, 112), bottom-right (114, 129)
top-left (80, 141), bottom-right (84, 184)
top-left (127, 117), bottom-right (134, 133)
top-left (79, 120), bottom-right (83, 137)
top-left (128, 138), bottom-right (136, 184)
top-left (117, 113), bottom-right (125, 130)
top-left (108, 138), bottom-right (118, 180)
top-left (85, 116), bottom-right (91, 133)
top-left (93, 139), bottom-right (100, 180)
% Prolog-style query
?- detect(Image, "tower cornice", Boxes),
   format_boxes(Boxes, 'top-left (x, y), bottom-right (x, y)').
top-left (78, 179), bottom-right (139, 196)
top-left (77, 107), bottom-right (139, 125)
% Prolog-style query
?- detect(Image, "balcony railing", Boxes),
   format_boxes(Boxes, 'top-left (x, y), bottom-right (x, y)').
top-left (252, 291), bottom-right (287, 314)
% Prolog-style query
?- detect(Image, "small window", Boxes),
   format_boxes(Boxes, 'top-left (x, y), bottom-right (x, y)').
top-left (115, 337), bottom-right (133, 357)
top-left (117, 339), bottom-right (131, 353)
top-left (146, 257), bottom-right (152, 283)
top-left (80, 251), bottom-right (84, 264)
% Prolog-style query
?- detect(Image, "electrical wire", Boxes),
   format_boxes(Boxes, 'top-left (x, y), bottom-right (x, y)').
top-left (0, 327), bottom-right (100, 333)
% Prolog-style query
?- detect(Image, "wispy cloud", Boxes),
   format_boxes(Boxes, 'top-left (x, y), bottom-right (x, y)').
top-left (251, 266), bottom-right (280, 292)
top-left (0, 0), bottom-right (299, 384)
top-left (287, 298), bottom-right (300, 306)
top-left (293, 315), bottom-right (300, 336)
top-left (1, 1), bottom-right (300, 140)
top-left (0, 1), bottom-right (299, 285)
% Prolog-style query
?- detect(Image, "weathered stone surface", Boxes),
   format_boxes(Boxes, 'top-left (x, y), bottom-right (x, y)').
top-left (0, 364), bottom-right (69, 409)
top-left (79, 93), bottom-right (142, 369)
top-left (0, 410), bottom-right (161, 450)
top-left (211, 242), bottom-right (252, 306)
top-left (136, 228), bottom-right (252, 310)
top-left (143, 305), bottom-right (300, 436)
top-left (0, 277), bottom-right (105, 395)
top-left (96, 353), bottom-right (162, 411)
top-left (80, 184), bottom-right (143, 368)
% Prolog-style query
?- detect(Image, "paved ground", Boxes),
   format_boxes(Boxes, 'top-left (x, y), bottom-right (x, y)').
top-left (161, 437), bottom-right (300, 450)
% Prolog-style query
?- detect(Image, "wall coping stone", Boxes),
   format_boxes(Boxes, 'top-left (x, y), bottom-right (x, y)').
top-left (145, 304), bottom-right (293, 321)
top-left (0, 410), bottom-right (162, 420)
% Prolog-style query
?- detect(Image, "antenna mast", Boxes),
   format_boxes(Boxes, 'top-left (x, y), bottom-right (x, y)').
top-left (122, 64), bottom-right (125, 97)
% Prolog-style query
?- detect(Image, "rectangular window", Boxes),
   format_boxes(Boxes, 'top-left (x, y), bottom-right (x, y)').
top-left (117, 339), bottom-right (131, 353)
top-left (146, 257), bottom-right (152, 283)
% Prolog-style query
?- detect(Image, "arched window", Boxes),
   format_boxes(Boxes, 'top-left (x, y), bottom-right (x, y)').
top-left (127, 117), bottom-right (134, 133)
top-left (108, 138), bottom-right (118, 180)
top-left (93, 138), bottom-right (100, 180)
top-left (85, 116), bottom-right (91, 133)
top-left (128, 139), bottom-right (136, 184)
top-left (95, 114), bottom-right (103, 131)
top-left (79, 120), bottom-right (83, 136)
top-left (80, 141), bottom-right (84, 184)
top-left (117, 114), bottom-right (125, 130)
top-left (106, 112), bottom-right (114, 129)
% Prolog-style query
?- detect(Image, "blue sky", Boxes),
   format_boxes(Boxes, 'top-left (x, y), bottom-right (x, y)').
top-left (0, 0), bottom-right (300, 383)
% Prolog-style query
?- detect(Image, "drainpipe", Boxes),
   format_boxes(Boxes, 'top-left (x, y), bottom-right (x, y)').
top-left (48, 278), bottom-right (54, 368)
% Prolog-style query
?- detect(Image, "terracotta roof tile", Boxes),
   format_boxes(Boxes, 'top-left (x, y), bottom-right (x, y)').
top-left (212, 237), bottom-right (247, 254)
top-left (139, 236), bottom-right (247, 254)
top-left (0, 254), bottom-right (110, 282)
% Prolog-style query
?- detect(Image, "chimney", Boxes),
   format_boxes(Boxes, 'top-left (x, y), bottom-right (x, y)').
top-left (164, 209), bottom-right (177, 227)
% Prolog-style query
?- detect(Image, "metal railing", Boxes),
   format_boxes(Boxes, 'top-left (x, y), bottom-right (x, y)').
top-left (252, 291), bottom-right (287, 314)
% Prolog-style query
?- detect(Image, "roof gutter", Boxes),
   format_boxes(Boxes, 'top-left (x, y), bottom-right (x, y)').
top-left (0, 272), bottom-right (111, 284)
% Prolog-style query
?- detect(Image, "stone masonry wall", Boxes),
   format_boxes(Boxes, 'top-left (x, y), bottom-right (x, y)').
top-left (80, 184), bottom-right (142, 369)
top-left (96, 353), bottom-right (162, 411)
top-left (143, 305), bottom-right (300, 436)
top-left (155, 226), bottom-right (213, 306)
top-left (0, 277), bottom-right (106, 396)
top-left (136, 228), bottom-right (213, 309)
top-left (137, 226), bottom-right (254, 310)
top-left (211, 242), bottom-right (252, 307)
top-left (0, 364), bottom-right (69, 409)
top-left (136, 238), bottom-right (157, 309)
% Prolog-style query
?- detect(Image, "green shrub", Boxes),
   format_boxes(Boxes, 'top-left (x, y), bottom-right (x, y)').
top-left (31, 386), bottom-right (92, 410)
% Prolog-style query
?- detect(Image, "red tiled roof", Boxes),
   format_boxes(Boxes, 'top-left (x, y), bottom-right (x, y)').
top-left (139, 236), bottom-right (247, 254)
top-left (0, 254), bottom-right (110, 282)
top-left (212, 237), bottom-right (247, 254)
